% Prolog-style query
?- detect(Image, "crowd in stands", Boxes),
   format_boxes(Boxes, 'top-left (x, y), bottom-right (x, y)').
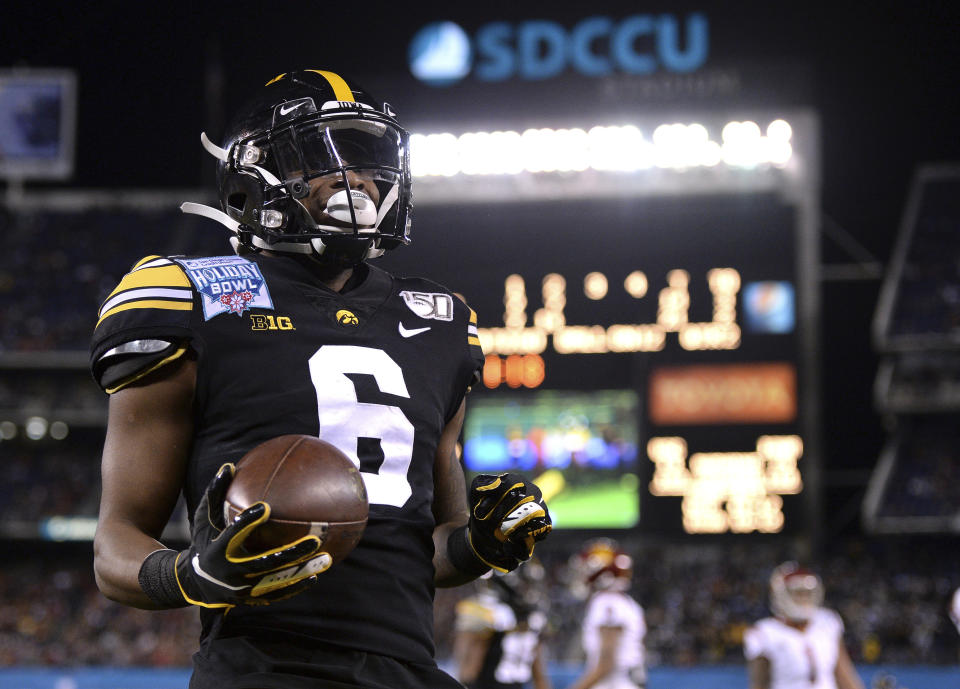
top-left (0, 558), bottom-right (198, 666)
top-left (877, 416), bottom-right (960, 519)
top-left (0, 446), bottom-right (99, 525)
top-left (3, 538), bottom-right (956, 669)
top-left (884, 176), bottom-right (960, 344)
top-left (0, 203), bottom-right (221, 352)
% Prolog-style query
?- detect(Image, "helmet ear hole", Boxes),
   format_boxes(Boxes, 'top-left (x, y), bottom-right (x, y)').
top-left (226, 193), bottom-right (246, 213)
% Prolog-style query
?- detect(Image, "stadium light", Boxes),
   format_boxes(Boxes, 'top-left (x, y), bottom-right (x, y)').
top-left (410, 118), bottom-right (794, 177)
top-left (50, 420), bottom-right (69, 440)
top-left (25, 416), bottom-right (48, 440)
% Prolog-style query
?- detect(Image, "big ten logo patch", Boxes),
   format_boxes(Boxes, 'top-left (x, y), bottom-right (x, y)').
top-left (251, 314), bottom-right (296, 331)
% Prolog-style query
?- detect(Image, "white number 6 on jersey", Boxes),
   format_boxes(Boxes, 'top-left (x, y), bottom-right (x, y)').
top-left (308, 345), bottom-right (414, 508)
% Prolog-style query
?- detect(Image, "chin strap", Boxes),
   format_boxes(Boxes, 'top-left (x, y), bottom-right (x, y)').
top-left (180, 202), bottom-right (384, 258)
top-left (179, 202), bottom-right (314, 255)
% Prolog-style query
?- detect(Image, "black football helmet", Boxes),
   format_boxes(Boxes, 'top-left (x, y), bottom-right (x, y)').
top-left (184, 69), bottom-right (411, 265)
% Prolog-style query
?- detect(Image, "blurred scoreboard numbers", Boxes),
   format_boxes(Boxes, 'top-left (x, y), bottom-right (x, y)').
top-left (382, 190), bottom-right (806, 535)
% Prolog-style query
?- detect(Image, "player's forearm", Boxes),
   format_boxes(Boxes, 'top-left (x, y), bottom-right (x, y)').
top-left (747, 656), bottom-right (772, 689)
top-left (532, 651), bottom-right (552, 689)
top-left (834, 646), bottom-right (865, 689)
top-left (93, 518), bottom-right (171, 609)
top-left (567, 665), bottom-right (607, 689)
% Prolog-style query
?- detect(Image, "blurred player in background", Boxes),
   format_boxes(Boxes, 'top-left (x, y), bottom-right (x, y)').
top-left (744, 562), bottom-right (864, 689)
top-left (90, 69), bottom-right (551, 689)
top-left (951, 586), bottom-right (960, 661)
top-left (453, 560), bottom-right (552, 689)
top-left (951, 587), bottom-right (960, 633)
top-left (567, 539), bottom-right (647, 689)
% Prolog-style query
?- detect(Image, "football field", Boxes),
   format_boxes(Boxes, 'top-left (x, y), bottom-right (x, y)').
top-left (545, 478), bottom-right (639, 528)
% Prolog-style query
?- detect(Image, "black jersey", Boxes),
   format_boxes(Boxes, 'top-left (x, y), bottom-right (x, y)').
top-left (456, 594), bottom-right (546, 689)
top-left (91, 252), bottom-right (484, 664)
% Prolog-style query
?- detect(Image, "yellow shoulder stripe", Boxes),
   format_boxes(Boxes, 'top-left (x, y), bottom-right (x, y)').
top-left (132, 255), bottom-right (163, 269)
top-left (104, 265), bottom-right (191, 304)
top-left (468, 336), bottom-right (481, 346)
top-left (456, 599), bottom-right (496, 623)
top-left (306, 70), bottom-right (354, 102)
top-left (469, 309), bottom-right (478, 325)
top-left (97, 299), bottom-right (193, 329)
top-left (105, 345), bottom-right (189, 394)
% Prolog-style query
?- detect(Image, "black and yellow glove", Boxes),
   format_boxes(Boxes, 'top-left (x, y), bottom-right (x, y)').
top-left (139, 464), bottom-right (330, 609)
top-left (463, 473), bottom-right (552, 573)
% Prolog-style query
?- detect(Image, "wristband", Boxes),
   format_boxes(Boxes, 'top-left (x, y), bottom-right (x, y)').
top-left (138, 548), bottom-right (189, 608)
top-left (446, 526), bottom-right (491, 577)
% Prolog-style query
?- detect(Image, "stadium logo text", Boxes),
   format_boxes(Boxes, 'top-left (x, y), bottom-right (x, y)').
top-left (409, 14), bottom-right (709, 86)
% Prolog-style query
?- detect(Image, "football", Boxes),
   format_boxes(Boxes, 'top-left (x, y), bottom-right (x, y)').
top-left (223, 434), bottom-right (368, 563)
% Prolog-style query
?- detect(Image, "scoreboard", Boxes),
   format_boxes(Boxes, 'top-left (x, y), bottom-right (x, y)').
top-left (380, 111), bottom-right (819, 537)
top-left (381, 188), bottom-right (812, 536)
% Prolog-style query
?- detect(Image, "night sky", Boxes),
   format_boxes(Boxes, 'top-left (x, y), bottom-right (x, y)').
top-left (3, 1), bottom-right (958, 538)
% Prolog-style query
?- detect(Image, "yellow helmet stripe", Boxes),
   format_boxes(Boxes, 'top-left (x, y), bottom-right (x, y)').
top-left (265, 73), bottom-right (286, 86)
top-left (306, 70), bottom-right (355, 102)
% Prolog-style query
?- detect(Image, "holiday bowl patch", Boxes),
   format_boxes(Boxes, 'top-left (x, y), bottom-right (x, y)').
top-left (175, 256), bottom-right (274, 320)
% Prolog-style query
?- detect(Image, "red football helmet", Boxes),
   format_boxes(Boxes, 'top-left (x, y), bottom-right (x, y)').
top-left (575, 538), bottom-right (633, 593)
top-left (769, 561), bottom-right (824, 622)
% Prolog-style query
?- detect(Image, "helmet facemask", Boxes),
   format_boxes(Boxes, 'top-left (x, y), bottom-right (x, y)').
top-left (189, 74), bottom-right (413, 265)
top-left (229, 101), bottom-right (410, 262)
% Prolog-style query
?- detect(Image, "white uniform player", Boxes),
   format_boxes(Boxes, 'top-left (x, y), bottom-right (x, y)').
top-left (745, 608), bottom-right (845, 689)
top-left (950, 587), bottom-right (960, 634)
top-left (568, 539), bottom-right (647, 689)
top-left (745, 562), bottom-right (864, 689)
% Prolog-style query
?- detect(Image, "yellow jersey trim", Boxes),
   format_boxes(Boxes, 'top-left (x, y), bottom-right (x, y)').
top-left (105, 345), bottom-right (189, 394)
top-left (132, 255), bottom-right (163, 269)
top-left (103, 265), bottom-right (191, 305)
top-left (97, 299), bottom-right (193, 329)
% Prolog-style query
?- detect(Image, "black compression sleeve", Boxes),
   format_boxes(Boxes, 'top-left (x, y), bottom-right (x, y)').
top-left (446, 525), bottom-right (491, 577)
top-left (138, 549), bottom-right (189, 608)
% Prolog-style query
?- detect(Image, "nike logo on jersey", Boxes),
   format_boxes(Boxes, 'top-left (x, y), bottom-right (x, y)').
top-left (398, 323), bottom-right (431, 338)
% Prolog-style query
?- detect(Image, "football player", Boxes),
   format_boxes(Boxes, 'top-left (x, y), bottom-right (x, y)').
top-left (453, 560), bottom-right (552, 689)
top-left (567, 539), bottom-right (646, 689)
top-left (951, 587), bottom-right (960, 635)
top-left (90, 69), bottom-right (552, 689)
top-left (744, 562), bottom-right (865, 689)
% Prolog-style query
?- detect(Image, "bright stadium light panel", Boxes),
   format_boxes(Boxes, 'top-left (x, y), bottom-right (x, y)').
top-left (410, 118), bottom-right (795, 177)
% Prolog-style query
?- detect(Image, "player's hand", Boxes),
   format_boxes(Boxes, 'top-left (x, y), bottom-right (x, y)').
top-left (467, 473), bottom-right (552, 572)
top-left (174, 463), bottom-right (331, 608)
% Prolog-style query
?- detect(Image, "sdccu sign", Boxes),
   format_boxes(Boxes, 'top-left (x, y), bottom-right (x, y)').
top-left (409, 14), bottom-right (708, 86)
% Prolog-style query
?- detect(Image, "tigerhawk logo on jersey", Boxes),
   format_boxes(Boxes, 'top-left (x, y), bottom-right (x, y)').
top-left (175, 256), bottom-right (274, 320)
top-left (336, 309), bottom-right (359, 325)
top-left (400, 290), bottom-right (454, 321)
